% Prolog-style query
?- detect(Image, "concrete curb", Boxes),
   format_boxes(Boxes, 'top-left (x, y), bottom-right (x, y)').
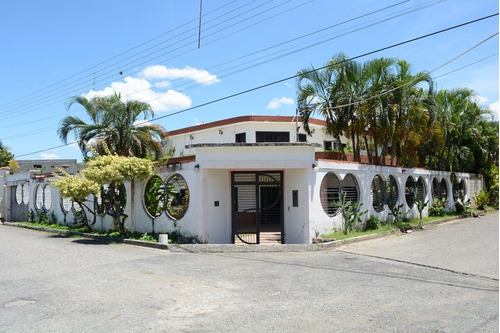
top-left (1, 209), bottom-right (496, 253)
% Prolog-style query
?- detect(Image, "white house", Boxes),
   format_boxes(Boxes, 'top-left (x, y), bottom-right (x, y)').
top-left (0, 116), bottom-right (478, 244)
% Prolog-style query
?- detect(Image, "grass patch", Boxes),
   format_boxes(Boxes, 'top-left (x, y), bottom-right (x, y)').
top-left (320, 209), bottom-right (494, 241)
top-left (16, 221), bottom-right (157, 243)
top-left (322, 225), bottom-right (394, 240)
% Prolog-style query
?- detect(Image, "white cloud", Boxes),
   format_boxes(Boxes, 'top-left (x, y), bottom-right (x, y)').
top-left (41, 153), bottom-right (59, 159)
top-left (474, 95), bottom-right (489, 104)
top-left (266, 97), bottom-right (294, 109)
top-left (83, 76), bottom-right (191, 112)
top-left (489, 101), bottom-right (499, 120)
top-left (141, 65), bottom-right (220, 85)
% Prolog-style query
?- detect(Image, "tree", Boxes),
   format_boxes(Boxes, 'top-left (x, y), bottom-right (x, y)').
top-left (297, 53), bottom-right (351, 160)
top-left (53, 152), bottom-right (155, 234)
top-left (51, 170), bottom-right (101, 230)
top-left (0, 140), bottom-right (14, 167)
top-left (58, 92), bottom-right (167, 160)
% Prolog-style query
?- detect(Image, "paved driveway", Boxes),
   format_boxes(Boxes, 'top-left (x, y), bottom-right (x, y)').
top-left (0, 213), bottom-right (498, 332)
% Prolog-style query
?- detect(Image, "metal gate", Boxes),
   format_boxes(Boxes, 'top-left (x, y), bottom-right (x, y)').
top-left (231, 171), bottom-right (283, 244)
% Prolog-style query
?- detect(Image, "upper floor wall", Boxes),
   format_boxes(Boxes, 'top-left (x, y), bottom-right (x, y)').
top-left (165, 115), bottom-right (346, 157)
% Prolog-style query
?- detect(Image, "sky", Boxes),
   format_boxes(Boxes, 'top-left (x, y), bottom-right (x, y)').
top-left (0, 0), bottom-right (498, 162)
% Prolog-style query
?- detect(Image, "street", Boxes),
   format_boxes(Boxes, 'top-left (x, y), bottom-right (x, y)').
top-left (1, 213), bottom-right (498, 332)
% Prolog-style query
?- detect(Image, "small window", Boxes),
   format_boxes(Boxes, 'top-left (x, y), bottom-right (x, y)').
top-left (34, 164), bottom-right (42, 169)
top-left (235, 132), bottom-right (246, 143)
top-left (324, 140), bottom-right (345, 151)
top-left (298, 133), bottom-right (307, 142)
top-left (256, 131), bottom-right (289, 143)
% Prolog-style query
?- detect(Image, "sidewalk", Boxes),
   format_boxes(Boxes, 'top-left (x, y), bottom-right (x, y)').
top-left (1, 210), bottom-right (496, 253)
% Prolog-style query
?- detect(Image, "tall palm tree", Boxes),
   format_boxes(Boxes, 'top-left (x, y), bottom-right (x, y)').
top-left (58, 92), bottom-right (167, 160)
top-left (388, 60), bottom-right (435, 167)
top-left (296, 53), bottom-right (350, 160)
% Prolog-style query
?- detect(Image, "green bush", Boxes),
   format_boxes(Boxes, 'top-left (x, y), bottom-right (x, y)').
top-left (429, 201), bottom-right (446, 217)
top-left (473, 191), bottom-right (489, 210)
top-left (364, 215), bottom-right (380, 231)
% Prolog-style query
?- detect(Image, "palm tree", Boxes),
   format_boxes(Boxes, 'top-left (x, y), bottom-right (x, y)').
top-left (388, 60), bottom-right (435, 167)
top-left (58, 93), bottom-right (167, 160)
top-left (297, 53), bottom-right (351, 160)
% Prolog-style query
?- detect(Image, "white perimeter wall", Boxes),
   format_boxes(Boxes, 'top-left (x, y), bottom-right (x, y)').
top-left (309, 161), bottom-right (470, 238)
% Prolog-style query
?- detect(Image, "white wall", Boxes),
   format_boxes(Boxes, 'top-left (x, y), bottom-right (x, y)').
top-left (167, 120), bottom-right (339, 157)
top-left (283, 168), bottom-right (310, 244)
top-left (309, 161), bottom-right (469, 239)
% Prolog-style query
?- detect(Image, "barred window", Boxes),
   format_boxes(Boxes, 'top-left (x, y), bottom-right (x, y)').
top-left (320, 172), bottom-right (340, 217)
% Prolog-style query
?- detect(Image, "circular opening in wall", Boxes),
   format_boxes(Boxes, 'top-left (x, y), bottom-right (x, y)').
top-left (416, 177), bottom-right (426, 202)
top-left (459, 179), bottom-right (466, 200)
top-left (342, 174), bottom-right (360, 203)
top-left (43, 185), bottom-right (52, 210)
top-left (144, 175), bottom-right (166, 218)
top-left (432, 178), bottom-right (440, 202)
top-left (15, 185), bottom-right (23, 205)
top-left (166, 174), bottom-right (189, 220)
top-left (320, 172), bottom-right (340, 217)
top-left (35, 185), bottom-right (44, 210)
top-left (61, 197), bottom-right (72, 213)
top-left (386, 175), bottom-right (399, 208)
top-left (371, 174), bottom-right (385, 213)
top-left (405, 176), bottom-right (416, 208)
top-left (440, 179), bottom-right (448, 204)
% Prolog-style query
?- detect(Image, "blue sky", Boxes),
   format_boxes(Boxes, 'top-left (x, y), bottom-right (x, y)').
top-left (0, 0), bottom-right (498, 162)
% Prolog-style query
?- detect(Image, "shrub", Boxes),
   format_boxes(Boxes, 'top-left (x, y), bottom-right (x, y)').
top-left (429, 201), bottom-right (446, 216)
top-left (473, 191), bottom-right (489, 210)
top-left (364, 215), bottom-right (380, 231)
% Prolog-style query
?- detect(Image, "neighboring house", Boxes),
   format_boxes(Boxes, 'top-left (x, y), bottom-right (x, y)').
top-left (0, 117), bottom-right (477, 244)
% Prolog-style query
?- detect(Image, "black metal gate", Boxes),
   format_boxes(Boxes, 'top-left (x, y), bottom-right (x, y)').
top-left (231, 171), bottom-right (283, 244)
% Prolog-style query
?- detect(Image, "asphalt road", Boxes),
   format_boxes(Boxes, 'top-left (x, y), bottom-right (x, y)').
top-left (0, 213), bottom-right (498, 332)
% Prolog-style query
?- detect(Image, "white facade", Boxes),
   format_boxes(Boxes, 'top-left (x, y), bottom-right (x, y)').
top-left (0, 116), bottom-right (477, 244)
top-left (166, 115), bottom-right (342, 157)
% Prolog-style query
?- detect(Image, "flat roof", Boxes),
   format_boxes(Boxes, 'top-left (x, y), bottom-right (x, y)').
top-left (186, 142), bottom-right (321, 149)
top-left (169, 115), bottom-right (327, 136)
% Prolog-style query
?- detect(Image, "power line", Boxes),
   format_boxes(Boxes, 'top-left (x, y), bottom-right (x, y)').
top-left (434, 52), bottom-right (499, 78)
top-left (0, 0), bottom-right (413, 126)
top-left (0, 0), bottom-right (298, 115)
top-left (0, 0), bottom-right (241, 109)
top-left (12, 14), bottom-right (497, 158)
